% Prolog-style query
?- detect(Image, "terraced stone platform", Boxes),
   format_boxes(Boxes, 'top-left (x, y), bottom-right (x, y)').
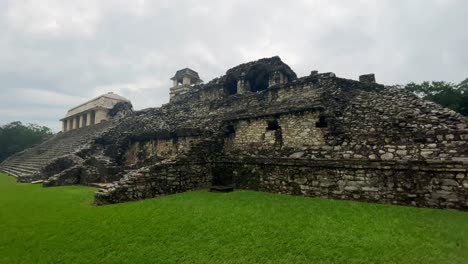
top-left (2, 56), bottom-right (468, 210)
top-left (0, 122), bottom-right (113, 181)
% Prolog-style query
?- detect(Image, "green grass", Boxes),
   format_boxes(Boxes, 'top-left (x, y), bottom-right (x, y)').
top-left (0, 173), bottom-right (467, 264)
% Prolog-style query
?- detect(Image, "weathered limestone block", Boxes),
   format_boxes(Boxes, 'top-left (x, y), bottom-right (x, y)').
top-left (380, 153), bottom-right (394, 160)
top-left (94, 162), bottom-right (212, 205)
top-left (39, 154), bottom-right (84, 180)
top-left (43, 166), bottom-right (83, 187)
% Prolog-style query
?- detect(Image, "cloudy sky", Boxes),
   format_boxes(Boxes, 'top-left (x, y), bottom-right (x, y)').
top-left (0, 0), bottom-right (467, 131)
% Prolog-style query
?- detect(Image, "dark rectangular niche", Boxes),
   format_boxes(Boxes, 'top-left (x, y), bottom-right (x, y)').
top-left (266, 119), bottom-right (281, 131)
top-left (225, 125), bottom-right (236, 136)
top-left (316, 116), bottom-right (327, 128)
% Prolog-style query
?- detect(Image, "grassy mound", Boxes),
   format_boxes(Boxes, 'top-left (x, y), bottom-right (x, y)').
top-left (0, 173), bottom-right (467, 263)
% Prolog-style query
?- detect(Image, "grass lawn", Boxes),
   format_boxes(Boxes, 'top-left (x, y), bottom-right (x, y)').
top-left (0, 173), bottom-right (467, 263)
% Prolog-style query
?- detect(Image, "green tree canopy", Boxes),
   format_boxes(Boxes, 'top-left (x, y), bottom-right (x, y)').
top-left (0, 121), bottom-right (53, 162)
top-left (403, 78), bottom-right (468, 116)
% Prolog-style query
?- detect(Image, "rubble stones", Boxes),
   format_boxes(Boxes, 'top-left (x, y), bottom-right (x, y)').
top-left (359, 74), bottom-right (376, 83)
top-left (380, 153), bottom-right (394, 160)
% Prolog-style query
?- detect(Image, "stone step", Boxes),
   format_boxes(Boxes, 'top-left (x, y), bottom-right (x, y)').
top-left (2, 163), bottom-right (37, 170)
top-left (88, 183), bottom-right (113, 188)
top-left (31, 180), bottom-right (44, 184)
top-left (7, 162), bottom-right (44, 167)
top-left (1, 122), bottom-right (112, 180)
top-left (22, 158), bottom-right (54, 162)
top-left (8, 164), bottom-right (44, 169)
top-left (1, 165), bottom-right (37, 175)
top-left (0, 168), bottom-right (20, 177)
top-left (12, 162), bottom-right (47, 167)
top-left (0, 167), bottom-right (26, 177)
top-left (7, 157), bottom-right (65, 166)
top-left (19, 166), bottom-right (43, 172)
top-left (209, 185), bottom-right (234, 193)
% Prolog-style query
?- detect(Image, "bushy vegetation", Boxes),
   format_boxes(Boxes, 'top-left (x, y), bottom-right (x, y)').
top-left (402, 78), bottom-right (468, 116)
top-left (0, 121), bottom-right (53, 162)
top-left (0, 173), bottom-right (467, 263)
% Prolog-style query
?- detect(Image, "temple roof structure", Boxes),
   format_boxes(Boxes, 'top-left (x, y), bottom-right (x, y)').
top-left (170, 68), bottom-right (203, 83)
top-left (63, 92), bottom-right (130, 119)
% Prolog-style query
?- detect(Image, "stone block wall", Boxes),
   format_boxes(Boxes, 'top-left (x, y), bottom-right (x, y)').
top-left (228, 119), bottom-right (269, 147)
top-left (224, 111), bottom-right (326, 153)
top-left (124, 136), bottom-right (202, 166)
top-left (95, 156), bottom-right (468, 210)
top-left (216, 158), bottom-right (468, 210)
top-left (76, 57), bottom-right (468, 210)
top-left (95, 109), bottom-right (109, 124)
top-left (327, 84), bottom-right (468, 161)
top-left (215, 79), bottom-right (468, 162)
top-left (279, 112), bottom-right (326, 148)
top-left (199, 85), bottom-right (226, 102)
top-left (95, 162), bottom-right (212, 205)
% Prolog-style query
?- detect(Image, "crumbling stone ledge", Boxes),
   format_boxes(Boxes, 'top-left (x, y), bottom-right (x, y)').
top-left (94, 158), bottom-right (468, 210)
top-left (215, 158), bottom-right (468, 210)
top-left (94, 161), bottom-right (212, 205)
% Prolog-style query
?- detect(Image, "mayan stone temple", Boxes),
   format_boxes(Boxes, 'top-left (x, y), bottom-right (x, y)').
top-left (1, 56), bottom-right (468, 210)
top-left (60, 92), bottom-right (131, 132)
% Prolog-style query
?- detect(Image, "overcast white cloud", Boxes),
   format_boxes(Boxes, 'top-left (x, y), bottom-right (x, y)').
top-left (0, 0), bottom-right (467, 131)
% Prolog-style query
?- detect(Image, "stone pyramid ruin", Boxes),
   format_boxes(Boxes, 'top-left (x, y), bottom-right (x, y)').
top-left (1, 56), bottom-right (467, 210)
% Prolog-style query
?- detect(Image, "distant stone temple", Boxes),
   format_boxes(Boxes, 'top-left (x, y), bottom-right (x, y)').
top-left (60, 92), bottom-right (130, 132)
top-left (169, 68), bottom-right (203, 100)
top-left (1, 56), bottom-right (468, 211)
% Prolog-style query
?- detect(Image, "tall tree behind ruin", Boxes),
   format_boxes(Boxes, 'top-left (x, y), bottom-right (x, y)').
top-left (0, 122), bottom-right (53, 162)
top-left (403, 78), bottom-right (468, 116)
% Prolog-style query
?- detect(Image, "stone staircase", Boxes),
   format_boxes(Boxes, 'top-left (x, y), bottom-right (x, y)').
top-left (0, 122), bottom-right (112, 181)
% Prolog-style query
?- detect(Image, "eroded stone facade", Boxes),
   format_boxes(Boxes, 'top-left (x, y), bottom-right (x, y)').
top-left (90, 57), bottom-right (468, 210)
top-left (2, 56), bottom-right (467, 210)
